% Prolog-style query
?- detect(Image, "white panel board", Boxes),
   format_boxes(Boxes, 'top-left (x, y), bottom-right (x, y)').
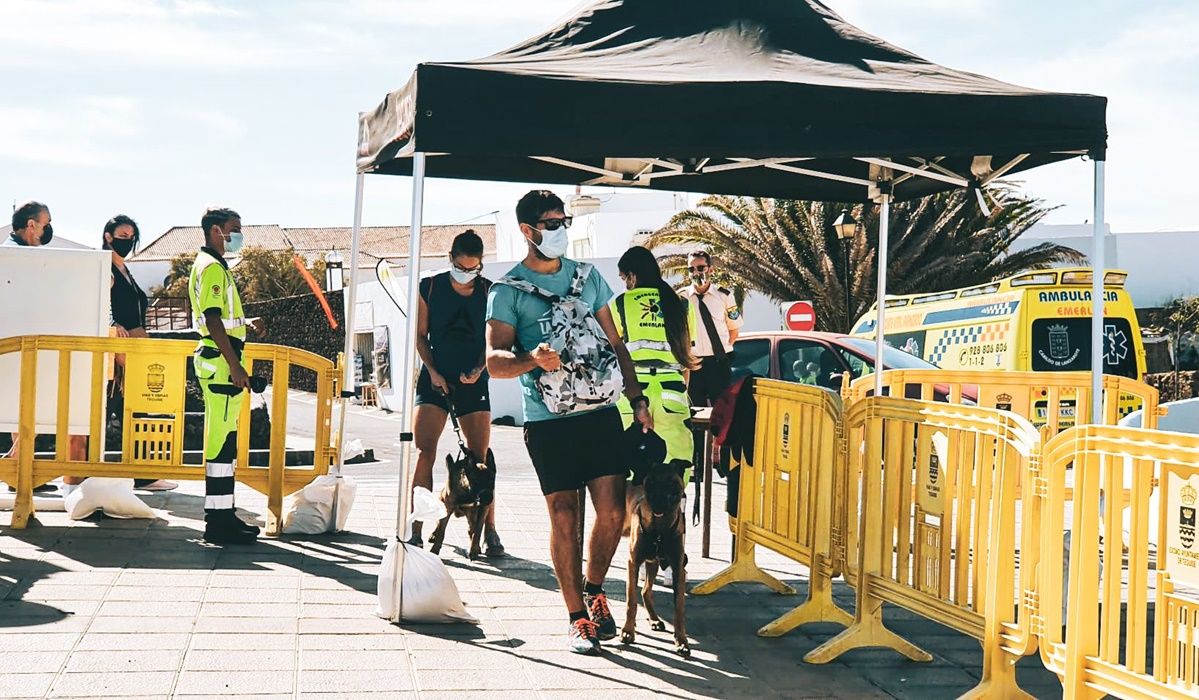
top-left (0, 247), bottom-right (111, 433)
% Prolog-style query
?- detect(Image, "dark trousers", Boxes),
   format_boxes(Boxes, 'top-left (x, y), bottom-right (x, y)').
top-left (687, 355), bottom-right (731, 483)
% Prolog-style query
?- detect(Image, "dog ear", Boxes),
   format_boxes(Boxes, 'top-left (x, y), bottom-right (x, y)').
top-left (670, 459), bottom-right (691, 480)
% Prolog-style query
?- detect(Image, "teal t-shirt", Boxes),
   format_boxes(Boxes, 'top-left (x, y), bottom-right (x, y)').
top-left (486, 258), bottom-right (615, 424)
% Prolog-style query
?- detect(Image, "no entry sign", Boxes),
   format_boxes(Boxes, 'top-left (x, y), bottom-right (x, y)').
top-left (783, 300), bottom-right (816, 331)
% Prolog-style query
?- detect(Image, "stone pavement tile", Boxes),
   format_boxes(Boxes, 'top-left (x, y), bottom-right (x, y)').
top-left (98, 600), bottom-right (201, 617)
top-left (192, 616), bottom-right (297, 634)
top-left (105, 585), bottom-right (206, 602)
top-left (416, 668), bottom-right (534, 691)
top-left (521, 664), bottom-right (698, 691)
top-left (88, 615), bottom-right (196, 634)
top-left (0, 632), bottom-right (81, 651)
top-left (300, 603), bottom-right (379, 619)
top-left (401, 635), bottom-right (512, 651)
top-left (0, 611), bottom-right (93, 632)
top-left (183, 648), bottom-right (296, 672)
top-left (117, 572), bottom-right (210, 587)
top-left (2, 598), bottom-right (101, 616)
top-left (75, 633), bottom-right (191, 651)
top-left (48, 670), bottom-right (176, 697)
top-left (298, 617), bottom-right (403, 635)
top-left (409, 646), bottom-right (517, 670)
top-left (208, 573), bottom-right (301, 589)
top-left (0, 650), bottom-right (70, 674)
top-left (299, 633), bottom-right (406, 651)
top-left (299, 573), bottom-right (377, 591)
top-left (204, 586), bottom-right (300, 603)
top-left (188, 633), bottom-right (297, 650)
top-left (65, 649), bottom-right (183, 673)
top-left (201, 601), bottom-right (298, 617)
top-left (174, 670), bottom-right (295, 695)
top-left (0, 673), bottom-right (56, 698)
top-left (298, 669), bottom-right (415, 693)
top-left (535, 691), bottom-right (664, 700)
top-left (300, 588), bottom-right (376, 604)
top-left (14, 584), bottom-right (111, 600)
top-left (175, 695), bottom-right (293, 700)
top-left (859, 665), bottom-right (981, 698)
top-left (299, 648), bottom-right (406, 670)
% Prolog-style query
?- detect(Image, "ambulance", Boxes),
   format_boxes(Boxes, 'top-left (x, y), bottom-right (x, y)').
top-left (850, 268), bottom-right (1146, 424)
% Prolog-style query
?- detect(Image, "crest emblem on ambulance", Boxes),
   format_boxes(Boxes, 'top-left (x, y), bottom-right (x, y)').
top-left (1180, 484), bottom-right (1197, 549)
top-left (1048, 324), bottom-right (1071, 361)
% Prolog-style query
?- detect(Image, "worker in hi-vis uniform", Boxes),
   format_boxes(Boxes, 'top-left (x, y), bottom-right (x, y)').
top-left (188, 207), bottom-right (264, 545)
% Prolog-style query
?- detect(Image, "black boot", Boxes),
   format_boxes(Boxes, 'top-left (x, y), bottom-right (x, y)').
top-left (231, 511), bottom-right (261, 537)
top-left (204, 511), bottom-right (258, 545)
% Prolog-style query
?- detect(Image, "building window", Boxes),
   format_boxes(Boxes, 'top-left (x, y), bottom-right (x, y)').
top-left (572, 238), bottom-right (594, 258)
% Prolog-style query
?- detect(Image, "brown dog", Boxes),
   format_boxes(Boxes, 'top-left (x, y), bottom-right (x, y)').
top-left (427, 446), bottom-right (496, 561)
top-left (621, 458), bottom-right (691, 657)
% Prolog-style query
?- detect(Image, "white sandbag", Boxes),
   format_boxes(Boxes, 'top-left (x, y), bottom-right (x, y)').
top-left (376, 486), bottom-right (474, 623)
top-left (0, 493), bottom-right (68, 512)
top-left (65, 477), bottom-right (155, 520)
top-left (376, 540), bottom-right (478, 624)
top-left (281, 474), bottom-right (358, 534)
top-left (342, 438), bottom-right (366, 462)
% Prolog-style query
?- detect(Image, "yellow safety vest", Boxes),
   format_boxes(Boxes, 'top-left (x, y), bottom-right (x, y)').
top-left (189, 248), bottom-right (247, 348)
top-left (610, 288), bottom-right (687, 370)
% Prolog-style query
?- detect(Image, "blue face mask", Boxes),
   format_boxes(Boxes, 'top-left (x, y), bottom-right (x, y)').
top-left (225, 231), bottom-right (244, 254)
top-left (535, 227), bottom-right (569, 259)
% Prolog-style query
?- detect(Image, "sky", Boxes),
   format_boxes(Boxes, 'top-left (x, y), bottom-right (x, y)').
top-left (2, 0), bottom-right (1197, 250)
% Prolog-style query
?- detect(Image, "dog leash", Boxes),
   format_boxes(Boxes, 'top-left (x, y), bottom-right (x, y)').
top-left (444, 385), bottom-right (470, 457)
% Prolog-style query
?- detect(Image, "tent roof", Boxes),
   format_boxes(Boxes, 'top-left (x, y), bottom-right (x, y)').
top-left (357, 0), bottom-right (1106, 202)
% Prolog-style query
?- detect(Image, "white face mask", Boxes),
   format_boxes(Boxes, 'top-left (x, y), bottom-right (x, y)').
top-left (450, 267), bottom-right (479, 285)
top-left (534, 226), bottom-right (569, 259)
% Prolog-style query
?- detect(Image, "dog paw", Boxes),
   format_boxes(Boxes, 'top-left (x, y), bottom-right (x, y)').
top-left (468, 550), bottom-right (482, 561)
top-left (620, 629), bottom-right (635, 644)
top-left (650, 620), bottom-right (666, 632)
top-left (675, 642), bottom-right (691, 658)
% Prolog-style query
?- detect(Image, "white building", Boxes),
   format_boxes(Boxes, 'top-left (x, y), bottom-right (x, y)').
top-left (1010, 223), bottom-right (1199, 307)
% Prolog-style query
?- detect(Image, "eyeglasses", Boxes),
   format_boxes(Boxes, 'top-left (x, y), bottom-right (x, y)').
top-left (452, 262), bottom-right (484, 274)
top-left (688, 265), bottom-right (708, 273)
top-left (536, 216), bottom-right (572, 231)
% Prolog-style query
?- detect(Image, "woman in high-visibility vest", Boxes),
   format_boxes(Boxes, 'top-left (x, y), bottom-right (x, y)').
top-left (609, 246), bottom-right (698, 480)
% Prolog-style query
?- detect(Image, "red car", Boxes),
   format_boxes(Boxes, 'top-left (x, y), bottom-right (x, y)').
top-left (730, 331), bottom-right (976, 403)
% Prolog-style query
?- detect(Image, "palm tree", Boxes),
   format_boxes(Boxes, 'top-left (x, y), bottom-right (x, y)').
top-left (644, 185), bottom-right (1083, 332)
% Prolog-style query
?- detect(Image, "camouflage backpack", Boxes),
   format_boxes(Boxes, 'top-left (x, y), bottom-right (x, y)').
top-left (496, 262), bottom-right (623, 415)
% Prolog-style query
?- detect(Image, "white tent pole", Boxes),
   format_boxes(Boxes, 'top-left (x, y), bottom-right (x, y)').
top-left (334, 172), bottom-right (366, 476)
top-left (389, 152), bottom-right (427, 622)
top-left (874, 189), bottom-right (892, 395)
top-left (1090, 159), bottom-right (1106, 422)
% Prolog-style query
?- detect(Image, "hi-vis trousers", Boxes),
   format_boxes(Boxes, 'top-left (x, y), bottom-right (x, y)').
top-left (617, 368), bottom-right (694, 484)
top-left (194, 346), bottom-right (243, 513)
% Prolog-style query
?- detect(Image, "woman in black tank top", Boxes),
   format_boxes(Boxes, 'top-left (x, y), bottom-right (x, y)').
top-left (409, 230), bottom-right (503, 556)
top-left (105, 216), bottom-right (177, 492)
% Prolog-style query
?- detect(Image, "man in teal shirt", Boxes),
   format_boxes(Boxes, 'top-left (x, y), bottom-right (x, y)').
top-left (487, 190), bottom-right (651, 656)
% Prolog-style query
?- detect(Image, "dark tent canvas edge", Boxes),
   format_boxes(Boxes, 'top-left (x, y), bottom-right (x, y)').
top-left (346, 0), bottom-right (1110, 630)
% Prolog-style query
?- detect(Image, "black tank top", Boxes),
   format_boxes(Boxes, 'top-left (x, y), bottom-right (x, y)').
top-left (419, 271), bottom-right (490, 378)
top-left (111, 264), bottom-right (148, 331)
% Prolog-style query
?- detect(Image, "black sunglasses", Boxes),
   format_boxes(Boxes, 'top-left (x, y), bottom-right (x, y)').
top-left (688, 264), bottom-right (709, 273)
top-left (536, 216), bottom-right (572, 231)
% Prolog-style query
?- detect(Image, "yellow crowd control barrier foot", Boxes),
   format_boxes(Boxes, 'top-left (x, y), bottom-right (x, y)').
top-left (757, 592), bottom-right (854, 637)
top-left (10, 489), bottom-right (33, 529)
top-left (690, 547), bottom-right (796, 596)
top-left (803, 608), bottom-right (933, 664)
top-left (957, 674), bottom-right (1035, 700)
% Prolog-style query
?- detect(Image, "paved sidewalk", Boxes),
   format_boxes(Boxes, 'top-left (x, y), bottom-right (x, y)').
top-left (1, 424), bottom-right (1064, 699)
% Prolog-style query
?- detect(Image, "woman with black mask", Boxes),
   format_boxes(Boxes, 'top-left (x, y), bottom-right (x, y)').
top-left (104, 215), bottom-right (177, 492)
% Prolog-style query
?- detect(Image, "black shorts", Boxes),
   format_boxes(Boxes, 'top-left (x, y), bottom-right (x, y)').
top-left (414, 367), bottom-right (491, 417)
top-left (524, 407), bottom-right (625, 495)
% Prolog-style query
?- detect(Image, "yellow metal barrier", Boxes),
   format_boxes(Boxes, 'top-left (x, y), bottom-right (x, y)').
top-left (0, 335), bottom-right (339, 534)
top-left (1038, 425), bottom-right (1199, 699)
top-left (807, 396), bottom-right (1041, 698)
top-left (845, 369), bottom-right (1162, 438)
top-left (691, 379), bottom-right (854, 635)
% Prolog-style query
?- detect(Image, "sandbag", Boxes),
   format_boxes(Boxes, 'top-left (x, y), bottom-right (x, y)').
top-left (65, 477), bottom-right (155, 520)
top-left (375, 486), bottom-right (477, 624)
top-left (282, 474), bottom-right (358, 534)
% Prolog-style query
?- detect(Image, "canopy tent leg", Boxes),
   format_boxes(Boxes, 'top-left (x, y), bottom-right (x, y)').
top-left (1090, 159), bottom-right (1105, 422)
top-left (874, 189), bottom-right (892, 395)
top-left (326, 173), bottom-right (367, 532)
top-left (387, 152), bottom-right (428, 622)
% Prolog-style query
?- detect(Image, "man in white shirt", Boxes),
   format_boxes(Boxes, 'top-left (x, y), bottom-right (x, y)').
top-left (680, 250), bottom-right (743, 410)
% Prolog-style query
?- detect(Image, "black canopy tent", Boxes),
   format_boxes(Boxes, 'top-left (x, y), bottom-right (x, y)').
top-left (346, 0), bottom-right (1108, 622)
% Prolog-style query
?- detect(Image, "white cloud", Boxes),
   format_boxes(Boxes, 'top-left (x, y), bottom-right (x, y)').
top-left (0, 96), bottom-right (146, 166)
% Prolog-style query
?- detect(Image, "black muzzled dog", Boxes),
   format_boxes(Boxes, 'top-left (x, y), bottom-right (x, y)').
top-left (427, 399), bottom-right (496, 561)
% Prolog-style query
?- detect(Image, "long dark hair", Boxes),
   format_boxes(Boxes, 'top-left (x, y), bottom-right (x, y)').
top-left (618, 246), bottom-right (697, 370)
